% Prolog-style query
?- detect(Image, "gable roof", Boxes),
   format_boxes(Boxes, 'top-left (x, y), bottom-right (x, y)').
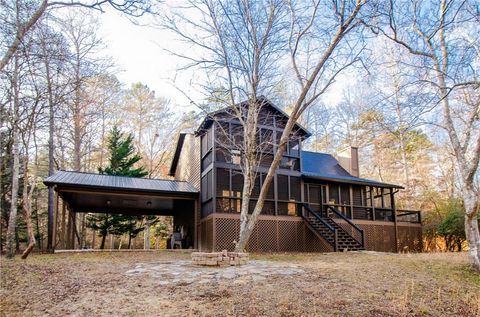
top-left (301, 151), bottom-right (403, 188)
top-left (44, 170), bottom-right (198, 194)
top-left (195, 96), bottom-right (312, 137)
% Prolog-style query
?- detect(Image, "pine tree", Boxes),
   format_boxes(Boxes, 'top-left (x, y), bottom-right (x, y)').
top-left (98, 125), bottom-right (148, 177)
top-left (86, 126), bottom-right (148, 249)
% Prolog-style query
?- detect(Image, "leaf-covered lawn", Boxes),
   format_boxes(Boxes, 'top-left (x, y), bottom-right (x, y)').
top-left (1, 251), bottom-right (478, 316)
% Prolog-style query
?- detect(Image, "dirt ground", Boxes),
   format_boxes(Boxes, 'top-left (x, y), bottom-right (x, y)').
top-left (1, 251), bottom-right (479, 317)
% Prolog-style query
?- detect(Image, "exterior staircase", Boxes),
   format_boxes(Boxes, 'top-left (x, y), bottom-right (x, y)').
top-left (301, 203), bottom-right (365, 252)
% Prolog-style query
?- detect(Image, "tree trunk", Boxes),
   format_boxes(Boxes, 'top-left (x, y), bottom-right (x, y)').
top-left (100, 233), bottom-right (106, 249)
top-left (21, 159), bottom-right (37, 259)
top-left (6, 53), bottom-right (20, 259)
top-left (464, 188), bottom-right (480, 271)
top-left (46, 40), bottom-right (56, 252)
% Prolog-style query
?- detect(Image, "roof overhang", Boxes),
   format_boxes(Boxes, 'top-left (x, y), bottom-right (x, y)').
top-left (302, 173), bottom-right (404, 189)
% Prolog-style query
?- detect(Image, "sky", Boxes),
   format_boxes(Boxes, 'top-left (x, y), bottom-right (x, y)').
top-left (96, 6), bottom-right (347, 112)
top-left (98, 8), bottom-right (197, 108)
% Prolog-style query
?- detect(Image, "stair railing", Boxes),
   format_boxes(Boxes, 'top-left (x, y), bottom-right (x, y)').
top-left (300, 203), bottom-right (338, 251)
top-left (325, 205), bottom-right (365, 249)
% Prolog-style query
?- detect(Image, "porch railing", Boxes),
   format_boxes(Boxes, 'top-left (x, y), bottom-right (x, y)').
top-left (396, 210), bottom-right (421, 223)
top-left (325, 205), bottom-right (365, 248)
top-left (319, 204), bottom-right (421, 224)
top-left (300, 204), bottom-right (339, 251)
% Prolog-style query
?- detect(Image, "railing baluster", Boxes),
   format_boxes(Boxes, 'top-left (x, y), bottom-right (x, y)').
top-left (326, 205), bottom-right (364, 249)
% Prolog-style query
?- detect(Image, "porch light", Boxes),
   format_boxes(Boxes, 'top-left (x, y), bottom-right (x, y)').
top-left (106, 200), bottom-right (111, 205)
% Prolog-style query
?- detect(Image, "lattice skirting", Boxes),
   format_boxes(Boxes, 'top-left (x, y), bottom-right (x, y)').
top-left (199, 214), bottom-right (332, 252)
top-left (199, 214), bottom-right (422, 253)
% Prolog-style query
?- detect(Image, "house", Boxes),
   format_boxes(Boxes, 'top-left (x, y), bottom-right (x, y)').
top-left (44, 98), bottom-right (421, 252)
top-left (169, 98), bottom-right (422, 252)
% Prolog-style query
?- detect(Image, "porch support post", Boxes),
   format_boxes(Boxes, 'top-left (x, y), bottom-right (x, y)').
top-left (392, 188), bottom-right (399, 253)
top-left (194, 197), bottom-right (199, 250)
top-left (371, 187), bottom-right (376, 221)
top-left (60, 201), bottom-right (66, 249)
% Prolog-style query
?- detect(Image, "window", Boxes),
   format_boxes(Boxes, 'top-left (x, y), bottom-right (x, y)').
top-left (252, 174), bottom-right (261, 198)
top-left (260, 154), bottom-right (274, 167)
top-left (201, 151), bottom-right (212, 171)
top-left (232, 171), bottom-right (243, 198)
top-left (216, 168), bottom-right (230, 196)
top-left (231, 199), bottom-right (241, 213)
top-left (201, 171), bottom-right (213, 202)
top-left (262, 201), bottom-right (275, 215)
top-left (288, 139), bottom-right (300, 157)
top-left (341, 185), bottom-right (350, 205)
top-left (215, 122), bottom-right (229, 147)
top-left (216, 147), bottom-right (230, 163)
top-left (231, 149), bottom-right (241, 165)
top-left (262, 173), bottom-right (274, 199)
top-left (309, 185), bottom-right (321, 204)
top-left (280, 157), bottom-right (294, 169)
top-left (290, 177), bottom-right (301, 201)
top-left (277, 175), bottom-right (289, 200)
top-left (216, 198), bottom-right (231, 213)
top-left (259, 128), bottom-right (274, 153)
top-left (352, 186), bottom-right (362, 205)
top-left (329, 184), bottom-right (339, 204)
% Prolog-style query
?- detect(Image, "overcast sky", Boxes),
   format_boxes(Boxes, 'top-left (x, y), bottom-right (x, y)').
top-left (98, 8), bottom-right (197, 108)
top-left (97, 7), bottom-right (346, 112)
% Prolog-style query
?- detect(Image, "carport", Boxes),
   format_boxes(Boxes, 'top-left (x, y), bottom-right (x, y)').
top-left (44, 171), bottom-right (199, 250)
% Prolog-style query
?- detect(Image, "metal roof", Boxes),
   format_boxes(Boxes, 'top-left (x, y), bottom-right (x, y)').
top-left (301, 151), bottom-right (403, 188)
top-left (44, 170), bottom-right (199, 194)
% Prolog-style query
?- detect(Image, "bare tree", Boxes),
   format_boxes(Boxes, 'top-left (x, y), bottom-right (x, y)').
top-left (164, 0), bottom-right (368, 251)
top-left (0, 0), bottom-right (155, 71)
top-left (373, 0), bottom-right (480, 270)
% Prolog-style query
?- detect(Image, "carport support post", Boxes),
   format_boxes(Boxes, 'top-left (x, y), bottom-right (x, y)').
top-left (47, 189), bottom-right (58, 253)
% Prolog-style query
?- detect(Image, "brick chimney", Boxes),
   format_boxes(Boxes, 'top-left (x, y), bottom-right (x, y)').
top-left (336, 147), bottom-right (359, 177)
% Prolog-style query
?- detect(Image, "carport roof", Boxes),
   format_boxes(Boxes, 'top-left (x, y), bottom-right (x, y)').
top-left (44, 170), bottom-right (199, 195)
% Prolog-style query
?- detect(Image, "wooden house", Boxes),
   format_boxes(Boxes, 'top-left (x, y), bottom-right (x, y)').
top-left (169, 98), bottom-right (422, 252)
top-left (44, 97), bottom-right (421, 252)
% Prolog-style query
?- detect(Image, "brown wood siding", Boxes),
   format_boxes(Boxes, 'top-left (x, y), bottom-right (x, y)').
top-left (174, 134), bottom-right (201, 189)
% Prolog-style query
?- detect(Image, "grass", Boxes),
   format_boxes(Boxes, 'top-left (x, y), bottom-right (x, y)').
top-left (1, 251), bottom-right (479, 316)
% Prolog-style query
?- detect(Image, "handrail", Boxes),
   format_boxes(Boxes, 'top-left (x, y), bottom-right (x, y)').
top-left (325, 204), bottom-right (365, 248)
top-left (300, 203), bottom-right (338, 251)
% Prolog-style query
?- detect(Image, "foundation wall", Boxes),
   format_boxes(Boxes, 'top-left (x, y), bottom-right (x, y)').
top-left (199, 214), bottom-right (422, 253)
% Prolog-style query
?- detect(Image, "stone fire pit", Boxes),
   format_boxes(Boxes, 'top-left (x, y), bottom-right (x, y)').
top-left (191, 250), bottom-right (249, 266)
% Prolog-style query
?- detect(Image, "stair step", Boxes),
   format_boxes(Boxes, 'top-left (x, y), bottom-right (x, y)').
top-left (304, 212), bottom-right (364, 252)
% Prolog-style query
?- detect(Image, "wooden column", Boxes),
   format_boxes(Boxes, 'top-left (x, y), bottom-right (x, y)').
top-left (66, 207), bottom-right (73, 249)
top-left (194, 197), bottom-right (199, 250)
top-left (60, 201), bottom-right (66, 249)
top-left (392, 188), bottom-right (399, 253)
top-left (47, 188), bottom-right (58, 253)
top-left (50, 191), bottom-right (59, 252)
top-left (371, 187), bottom-right (376, 221)
top-left (349, 185), bottom-right (354, 220)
